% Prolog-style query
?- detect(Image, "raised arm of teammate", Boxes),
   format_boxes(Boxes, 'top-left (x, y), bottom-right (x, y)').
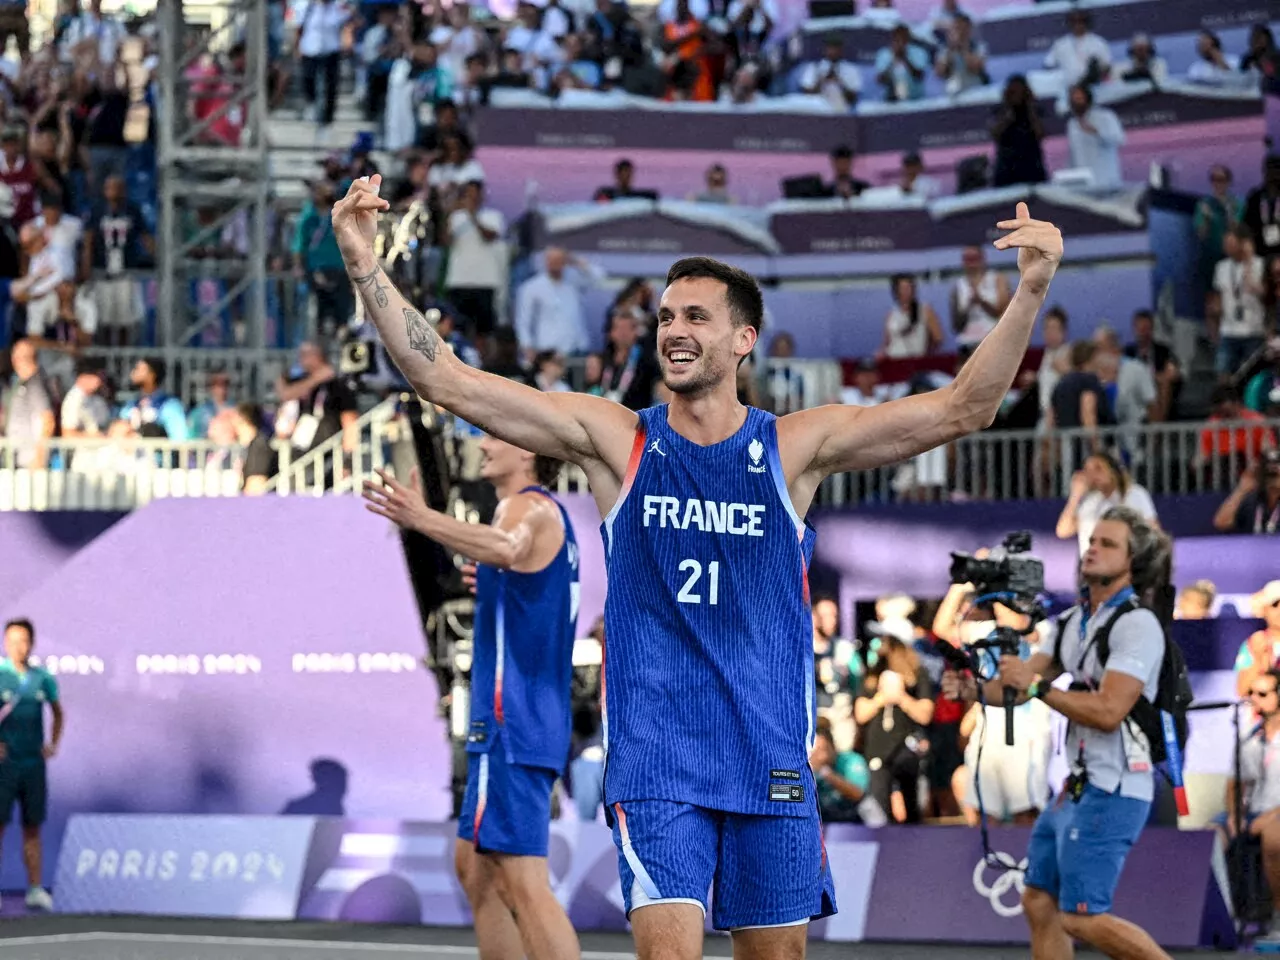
top-left (331, 176), bottom-right (637, 513)
top-left (363, 469), bottom-right (563, 572)
top-left (780, 202), bottom-right (1063, 514)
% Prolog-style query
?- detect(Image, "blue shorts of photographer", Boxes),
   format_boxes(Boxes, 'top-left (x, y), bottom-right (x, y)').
top-left (1024, 783), bottom-right (1151, 915)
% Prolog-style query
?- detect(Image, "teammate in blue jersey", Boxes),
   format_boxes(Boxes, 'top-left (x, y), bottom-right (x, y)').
top-left (363, 435), bottom-right (581, 960)
top-left (337, 176), bottom-right (1063, 959)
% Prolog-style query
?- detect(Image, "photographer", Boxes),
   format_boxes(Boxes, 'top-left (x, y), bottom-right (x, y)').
top-left (944, 506), bottom-right (1173, 960)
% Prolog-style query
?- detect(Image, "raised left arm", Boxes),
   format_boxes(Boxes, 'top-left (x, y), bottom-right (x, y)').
top-left (780, 203), bottom-right (1062, 511)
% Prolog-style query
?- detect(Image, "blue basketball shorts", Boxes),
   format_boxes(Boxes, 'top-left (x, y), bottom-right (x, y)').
top-left (1024, 783), bottom-right (1151, 916)
top-left (610, 799), bottom-right (837, 931)
top-left (457, 748), bottom-right (558, 858)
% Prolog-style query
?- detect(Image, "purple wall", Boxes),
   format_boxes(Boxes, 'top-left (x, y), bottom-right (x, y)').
top-left (0, 513), bottom-right (123, 608)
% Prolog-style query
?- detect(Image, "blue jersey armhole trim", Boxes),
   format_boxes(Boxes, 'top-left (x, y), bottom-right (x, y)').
top-left (764, 416), bottom-right (805, 535)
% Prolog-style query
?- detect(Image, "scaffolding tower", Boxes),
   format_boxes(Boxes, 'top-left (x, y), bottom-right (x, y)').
top-left (155, 0), bottom-right (271, 351)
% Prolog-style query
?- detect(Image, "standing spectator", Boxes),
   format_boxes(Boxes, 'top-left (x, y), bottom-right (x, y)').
top-left (1125, 309), bottom-right (1179, 421)
top-left (32, 190), bottom-right (81, 276)
top-left (799, 35), bottom-right (861, 110)
top-left (59, 359), bottom-right (109, 439)
top-left (1232, 586), bottom-right (1280, 699)
top-left (443, 180), bottom-right (506, 340)
top-left (60, 0), bottom-right (125, 66)
top-left (1196, 165), bottom-right (1244, 298)
top-left (1245, 341), bottom-right (1280, 414)
top-left (1056, 450), bottom-right (1157, 556)
top-left (875, 25), bottom-right (928, 102)
top-left (1115, 33), bottom-right (1167, 85)
top-left (0, 0), bottom-right (27, 60)
top-left (813, 596), bottom-right (858, 751)
top-left (598, 308), bottom-right (659, 410)
top-left (726, 0), bottom-right (777, 62)
top-left (431, 4), bottom-right (486, 85)
top-left (1244, 156), bottom-right (1280, 264)
top-left (187, 371), bottom-right (233, 439)
top-left (990, 75), bottom-right (1047, 188)
top-left (1044, 9), bottom-right (1110, 89)
top-left (297, 0), bottom-right (350, 133)
top-left (293, 181), bottom-right (352, 336)
top-left (1046, 341), bottom-right (1112, 474)
top-left (1214, 224), bottom-right (1268, 377)
top-left (11, 223), bottom-right (69, 337)
top-left (1215, 449), bottom-right (1280, 535)
top-left (549, 33), bottom-right (604, 93)
top-left (950, 245), bottom-right (1011, 348)
top-left (690, 163), bottom-right (733, 204)
top-left (934, 13), bottom-right (987, 95)
top-left (660, 0), bottom-right (714, 102)
top-left (1187, 30), bottom-right (1241, 86)
top-left (81, 68), bottom-right (132, 192)
top-left (1242, 26), bottom-right (1279, 93)
top-left (359, 6), bottom-right (401, 121)
top-left (854, 636), bottom-right (933, 824)
top-left (0, 618), bottom-right (62, 913)
top-left (233, 403), bottom-right (277, 496)
top-left (1, 339), bottom-right (54, 468)
top-left (1174, 581), bottom-right (1216, 620)
top-left (1036, 305), bottom-right (1071, 419)
top-left (1199, 385), bottom-right (1272, 478)
top-left (530, 351), bottom-right (571, 393)
top-left (119, 358), bottom-right (188, 440)
top-left (81, 174), bottom-right (151, 346)
top-left (1066, 84), bottom-right (1126, 189)
top-left (840, 358), bottom-right (891, 407)
top-left (0, 127), bottom-right (38, 230)
top-left (276, 342), bottom-right (357, 459)
top-left (881, 273), bottom-right (942, 358)
top-left (425, 134), bottom-right (484, 203)
top-left (810, 726), bottom-right (885, 826)
top-left (1092, 324), bottom-right (1157, 450)
top-left (513, 247), bottom-right (601, 359)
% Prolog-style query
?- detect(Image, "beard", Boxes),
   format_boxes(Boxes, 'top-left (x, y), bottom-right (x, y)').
top-left (663, 354), bottom-right (730, 397)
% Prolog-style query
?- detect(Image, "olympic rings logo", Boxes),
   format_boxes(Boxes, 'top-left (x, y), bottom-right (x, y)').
top-left (972, 852), bottom-right (1028, 917)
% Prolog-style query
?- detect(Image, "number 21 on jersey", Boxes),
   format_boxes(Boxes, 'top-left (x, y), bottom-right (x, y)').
top-left (677, 558), bottom-right (720, 605)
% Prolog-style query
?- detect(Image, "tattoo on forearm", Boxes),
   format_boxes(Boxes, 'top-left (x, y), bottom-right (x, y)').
top-left (405, 307), bottom-right (440, 362)
top-left (351, 268), bottom-right (389, 309)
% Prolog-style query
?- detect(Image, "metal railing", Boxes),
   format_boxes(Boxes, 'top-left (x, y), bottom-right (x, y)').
top-left (267, 397), bottom-right (401, 497)
top-left (0, 438), bottom-right (244, 511)
top-left (81, 346), bottom-right (295, 409)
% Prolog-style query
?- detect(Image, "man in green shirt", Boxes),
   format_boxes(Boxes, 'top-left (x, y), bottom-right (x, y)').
top-left (0, 619), bottom-right (63, 911)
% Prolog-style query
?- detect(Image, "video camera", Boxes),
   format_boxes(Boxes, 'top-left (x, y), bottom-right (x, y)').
top-left (938, 531), bottom-right (1046, 747)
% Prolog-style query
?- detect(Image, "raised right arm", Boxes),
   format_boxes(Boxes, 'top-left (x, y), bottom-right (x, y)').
top-left (331, 178), bottom-right (638, 492)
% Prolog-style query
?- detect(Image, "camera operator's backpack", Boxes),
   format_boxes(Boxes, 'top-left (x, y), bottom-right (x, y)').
top-left (1052, 597), bottom-right (1194, 765)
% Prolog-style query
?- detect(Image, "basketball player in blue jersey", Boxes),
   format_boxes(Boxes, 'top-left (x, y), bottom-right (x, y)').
top-left (363, 434), bottom-right (581, 960)
top-left (337, 175), bottom-right (1063, 959)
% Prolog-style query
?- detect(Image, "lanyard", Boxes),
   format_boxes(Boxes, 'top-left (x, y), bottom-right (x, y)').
top-left (604, 345), bottom-right (641, 404)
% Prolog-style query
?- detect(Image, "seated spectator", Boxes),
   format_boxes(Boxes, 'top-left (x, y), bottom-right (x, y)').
top-left (824, 144), bottom-right (869, 200)
top-left (720, 62), bottom-right (761, 106)
top-left (726, 0), bottom-right (777, 62)
top-left (426, 134), bottom-right (485, 199)
top-left (1214, 224), bottom-right (1268, 377)
top-left (550, 33), bottom-right (603, 92)
top-left (531, 351), bottom-right (572, 392)
top-left (60, 358), bottom-right (109, 440)
top-left (454, 52), bottom-right (492, 109)
top-left (188, 371), bottom-right (234, 440)
top-left (926, 0), bottom-right (966, 42)
top-left (433, 303), bottom-right (482, 368)
top-left (482, 326), bottom-right (528, 381)
top-left (593, 158), bottom-right (657, 202)
top-left (599, 308), bottom-right (659, 410)
top-left (811, 726), bottom-right (885, 826)
top-left (951, 245), bottom-right (1010, 348)
top-left (1, 339), bottom-right (55, 468)
top-left (1044, 9), bottom-right (1110, 89)
top-left (1228, 669), bottom-right (1280, 904)
top-left (1242, 26), bottom-right (1279, 92)
top-left (1236, 588), bottom-right (1280, 698)
top-left (854, 635), bottom-right (933, 824)
top-left (933, 13), bottom-right (987, 96)
top-left (894, 151), bottom-right (940, 200)
top-left (1214, 448), bottom-right (1280, 535)
top-left (1115, 33), bottom-right (1167, 85)
top-left (799, 35), bottom-right (861, 111)
top-left (660, 0), bottom-right (714, 102)
top-left (120, 358), bottom-right (189, 441)
top-left (233, 403), bottom-right (277, 496)
top-left (1056, 450), bottom-right (1157, 556)
top-left (1200, 385), bottom-right (1273, 478)
top-left (875, 25), bottom-right (928, 102)
top-left (840, 358), bottom-right (892, 408)
top-left (881, 273), bottom-right (942, 358)
top-left (1174, 580), bottom-right (1217, 620)
top-left (1187, 30), bottom-right (1241, 86)
top-left (690, 163), bottom-right (733, 204)
top-left (443, 180), bottom-right (506, 339)
top-left (1065, 84), bottom-right (1125, 190)
top-left (990, 74), bottom-right (1047, 188)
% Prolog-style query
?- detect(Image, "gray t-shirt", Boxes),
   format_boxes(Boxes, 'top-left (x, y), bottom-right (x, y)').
top-left (2, 375), bottom-right (52, 467)
top-left (1241, 727), bottom-right (1280, 815)
top-left (1057, 601), bottom-right (1164, 801)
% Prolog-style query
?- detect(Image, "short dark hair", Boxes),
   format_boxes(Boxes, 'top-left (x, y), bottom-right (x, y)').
top-left (534, 455), bottom-right (562, 488)
top-left (665, 257), bottom-right (764, 334)
top-left (1070, 83), bottom-right (1093, 107)
top-left (831, 144), bottom-right (853, 161)
top-left (1045, 305), bottom-right (1069, 327)
top-left (75, 357), bottom-right (105, 377)
top-left (1210, 383), bottom-right (1240, 407)
top-left (141, 356), bottom-right (166, 384)
top-left (4, 618), bottom-right (34, 645)
top-left (1132, 309), bottom-right (1153, 324)
top-left (615, 158), bottom-right (633, 172)
top-left (236, 402), bottom-right (264, 430)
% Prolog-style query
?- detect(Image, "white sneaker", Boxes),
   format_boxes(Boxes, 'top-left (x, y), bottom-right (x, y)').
top-left (25, 887), bottom-right (52, 911)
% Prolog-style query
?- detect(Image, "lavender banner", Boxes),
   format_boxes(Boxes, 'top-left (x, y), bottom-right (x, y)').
top-left (800, 0), bottom-right (1274, 61)
top-left (473, 88), bottom-right (1260, 156)
top-left (54, 815), bottom-right (1228, 948)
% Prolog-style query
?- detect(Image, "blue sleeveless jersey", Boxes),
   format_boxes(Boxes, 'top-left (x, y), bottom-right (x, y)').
top-left (469, 488), bottom-right (581, 771)
top-left (601, 406), bottom-right (818, 817)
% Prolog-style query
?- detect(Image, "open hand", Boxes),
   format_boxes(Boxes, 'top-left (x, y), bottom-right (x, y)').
top-left (994, 202), bottom-right (1064, 296)
top-left (331, 175), bottom-right (390, 262)
top-left (363, 468), bottom-right (431, 533)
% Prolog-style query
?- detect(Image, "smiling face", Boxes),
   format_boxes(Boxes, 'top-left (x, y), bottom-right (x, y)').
top-left (656, 277), bottom-right (755, 399)
top-left (478, 434), bottom-right (534, 486)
